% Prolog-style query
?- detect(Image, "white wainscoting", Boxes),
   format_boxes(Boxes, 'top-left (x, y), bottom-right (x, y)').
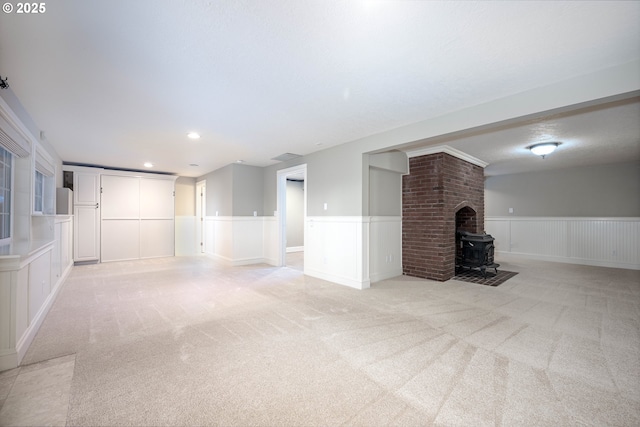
top-left (369, 216), bottom-right (403, 283)
top-left (200, 216), bottom-right (402, 290)
top-left (0, 217), bottom-right (73, 370)
top-left (486, 217), bottom-right (640, 270)
top-left (175, 216), bottom-right (197, 256)
top-left (263, 217), bottom-right (278, 266)
top-left (305, 216), bottom-right (370, 290)
top-left (203, 217), bottom-right (278, 266)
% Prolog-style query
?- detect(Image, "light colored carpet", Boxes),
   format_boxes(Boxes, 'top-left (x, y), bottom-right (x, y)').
top-left (16, 255), bottom-right (640, 426)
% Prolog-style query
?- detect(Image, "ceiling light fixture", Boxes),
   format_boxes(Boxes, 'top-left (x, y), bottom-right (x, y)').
top-left (529, 142), bottom-right (559, 159)
top-left (187, 132), bottom-right (200, 140)
top-left (144, 162), bottom-right (154, 168)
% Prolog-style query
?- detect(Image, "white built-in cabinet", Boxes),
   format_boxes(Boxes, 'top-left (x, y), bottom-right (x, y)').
top-left (101, 175), bottom-right (175, 261)
top-left (64, 166), bottom-right (176, 264)
top-left (0, 216), bottom-right (73, 370)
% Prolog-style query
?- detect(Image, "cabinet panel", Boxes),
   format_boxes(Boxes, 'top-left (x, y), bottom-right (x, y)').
top-left (75, 205), bottom-right (100, 261)
top-left (140, 179), bottom-right (174, 219)
top-left (140, 220), bottom-right (174, 258)
top-left (101, 175), bottom-right (140, 218)
top-left (101, 220), bottom-right (140, 262)
top-left (28, 252), bottom-right (51, 324)
top-left (16, 267), bottom-right (29, 345)
top-left (0, 271), bottom-right (11, 351)
top-left (74, 172), bottom-right (100, 205)
top-left (51, 222), bottom-right (61, 286)
top-left (60, 220), bottom-right (71, 268)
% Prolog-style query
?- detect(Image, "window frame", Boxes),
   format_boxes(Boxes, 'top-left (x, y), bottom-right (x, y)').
top-left (0, 146), bottom-right (13, 245)
top-left (33, 169), bottom-right (45, 215)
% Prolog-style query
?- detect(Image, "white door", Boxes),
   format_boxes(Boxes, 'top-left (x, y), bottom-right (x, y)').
top-left (74, 172), bottom-right (100, 205)
top-left (72, 170), bottom-right (101, 262)
top-left (74, 204), bottom-right (100, 261)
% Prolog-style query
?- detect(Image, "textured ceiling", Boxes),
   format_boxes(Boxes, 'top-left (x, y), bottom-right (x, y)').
top-left (1, 0), bottom-right (639, 177)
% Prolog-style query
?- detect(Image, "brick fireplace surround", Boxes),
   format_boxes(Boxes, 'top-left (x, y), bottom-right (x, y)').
top-left (402, 152), bottom-right (485, 281)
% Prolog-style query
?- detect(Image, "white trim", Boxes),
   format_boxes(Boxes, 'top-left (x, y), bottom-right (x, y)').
top-left (286, 246), bottom-right (304, 253)
top-left (487, 216), bottom-right (640, 222)
top-left (305, 267), bottom-right (370, 290)
top-left (406, 144), bottom-right (488, 168)
top-left (494, 250), bottom-right (639, 271)
top-left (277, 164), bottom-right (307, 267)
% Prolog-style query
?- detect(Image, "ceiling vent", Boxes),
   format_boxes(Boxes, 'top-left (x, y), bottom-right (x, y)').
top-left (271, 153), bottom-right (302, 162)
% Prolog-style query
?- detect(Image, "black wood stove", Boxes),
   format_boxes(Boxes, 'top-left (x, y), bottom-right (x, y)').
top-left (456, 231), bottom-right (500, 278)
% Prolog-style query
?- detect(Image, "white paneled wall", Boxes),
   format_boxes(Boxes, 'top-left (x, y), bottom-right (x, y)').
top-left (232, 218), bottom-right (266, 265)
top-left (305, 216), bottom-right (369, 289)
top-left (175, 216), bottom-right (197, 256)
top-left (203, 217), bottom-right (267, 266)
top-left (486, 217), bottom-right (640, 270)
top-left (369, 217), bottom-right (403, 283)
top-left (196, 216), bottom-right (403, 289)
top-left (0, 216), bottom-right (73, 370)
top-left (263, 217), bottom-right (278, 266)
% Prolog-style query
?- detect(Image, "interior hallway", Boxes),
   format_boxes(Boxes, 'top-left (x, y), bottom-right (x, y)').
top-left (0, 255), bottom-right (638, 426)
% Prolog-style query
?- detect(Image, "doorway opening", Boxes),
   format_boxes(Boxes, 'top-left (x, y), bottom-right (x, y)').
top-left (276, 164), bottom-right (307, 269)
top-left (196, 180), bottom-right (206, 254)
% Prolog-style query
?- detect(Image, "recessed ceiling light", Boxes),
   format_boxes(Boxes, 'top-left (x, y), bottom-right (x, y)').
top-left (144, 162), bottom-right (154, 168)
top-left (236, 160), bottom-right (244, 163)
top-left (187, 132), bottom-right (200, 140)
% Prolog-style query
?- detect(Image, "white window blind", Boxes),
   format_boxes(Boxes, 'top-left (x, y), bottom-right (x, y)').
top-left (0, 113), bottom-right (31, 158)
top-left (35, 146), bottom-right (55, 177)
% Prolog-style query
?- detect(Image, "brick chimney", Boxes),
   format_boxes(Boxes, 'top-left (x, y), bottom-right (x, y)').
top-left (402, 152), bottom-right (485, 281)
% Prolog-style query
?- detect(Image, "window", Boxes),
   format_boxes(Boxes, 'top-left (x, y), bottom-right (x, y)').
top-left (34, 146), bottom-right (55, 215)
top-left (34, 170), bottom-right (44, 214)
top-left (0, 146), bottom-right (12, 242)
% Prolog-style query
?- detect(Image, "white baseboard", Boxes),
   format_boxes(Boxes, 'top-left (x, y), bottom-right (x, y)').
top-left (495, 251), bottom-right (640, 270)
top-left (370, 268), bottom-right (403, 283)
top-left (305, 267), bottom-right (370, 290)
top-left (286, 246), bottom-right (304, 253)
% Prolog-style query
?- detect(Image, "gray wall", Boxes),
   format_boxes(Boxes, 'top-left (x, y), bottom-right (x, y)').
top-left (232, 164), bottom-right (264, 216)
top-left (485, 162), bottom-right (640, 217)
top-left (286, 180), bottom-right (304, 247)
top-left (263, 142), bottom-right (365, 216)
top-left (201, 164), bottom-right (232, 216)
top-left (200, 163), bottom-right (264, 216)
top-left (369, 167), bottom-right (402, 216)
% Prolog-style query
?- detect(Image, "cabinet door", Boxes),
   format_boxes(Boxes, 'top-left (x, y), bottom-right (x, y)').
top-left (101, 175), bottom-right (140, 219)
top-left (74, 172), bottom-right (100, 205)
top-left (74, 205), bottom-right (100, 261)
top-left (140, 179), bottom-right (174, 219)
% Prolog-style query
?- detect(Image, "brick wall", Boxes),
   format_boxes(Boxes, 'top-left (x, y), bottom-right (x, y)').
top-left (402, 153), bottom-right (484, 281)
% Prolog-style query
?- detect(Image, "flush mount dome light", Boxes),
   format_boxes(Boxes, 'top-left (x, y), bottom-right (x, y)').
top-left (187, 132), bottom-right (200, 140)
top-left (529, 142), bottom-right (559, 158)
top-left (144, 162), bottom-right (154, 168)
